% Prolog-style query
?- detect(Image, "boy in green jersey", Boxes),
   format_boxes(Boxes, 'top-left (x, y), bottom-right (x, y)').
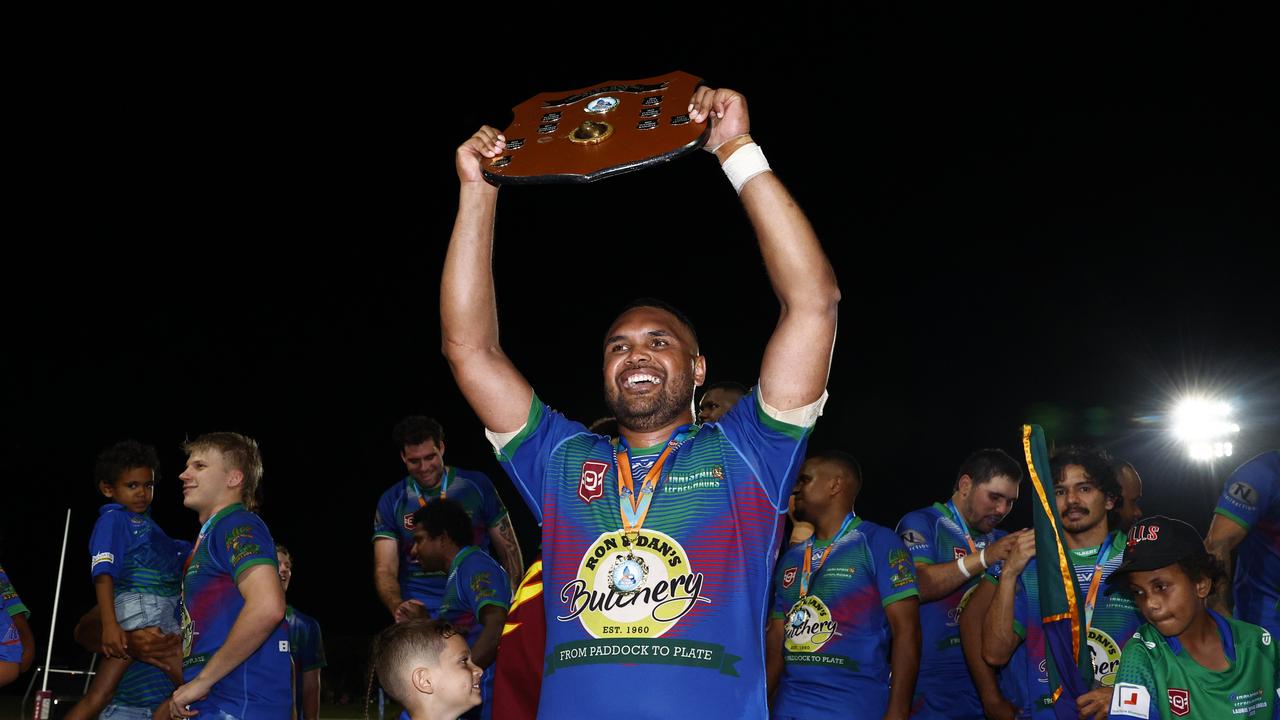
top-left (1107, 515), bottom-right (1278, 719)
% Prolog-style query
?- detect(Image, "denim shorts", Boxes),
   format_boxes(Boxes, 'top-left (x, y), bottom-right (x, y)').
top-left (114, 592), bottom-right (180, 634)
top-left (100, 704), bottom-right (156, 720)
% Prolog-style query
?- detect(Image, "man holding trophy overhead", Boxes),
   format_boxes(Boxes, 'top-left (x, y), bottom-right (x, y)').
top-left (441, 83), bottom-right (840, 719)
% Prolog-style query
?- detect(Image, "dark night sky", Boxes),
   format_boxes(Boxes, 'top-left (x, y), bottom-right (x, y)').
top-left (2, 8), bottom-right (1276, 695)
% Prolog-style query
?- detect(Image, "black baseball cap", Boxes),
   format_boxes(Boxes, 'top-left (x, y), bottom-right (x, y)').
top-left (1106, 515), bottom-right (1208, 587)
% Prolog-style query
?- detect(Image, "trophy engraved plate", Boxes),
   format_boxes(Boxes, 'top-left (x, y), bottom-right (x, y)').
top-left (482, 71), bottom-right (710, 185)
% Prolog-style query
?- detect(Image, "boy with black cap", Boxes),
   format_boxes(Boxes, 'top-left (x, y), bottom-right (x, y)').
top-left (1107, 515), bottom-right (1278, 719)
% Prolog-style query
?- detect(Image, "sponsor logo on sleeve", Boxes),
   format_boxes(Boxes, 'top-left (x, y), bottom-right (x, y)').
top-left (1109, 683), bottom-right (1150, 718)
top-left (1227, 481), bottom-right (1258, 507)
top-left (899, 529), bottom-right (927, 548)
top-left (953, 547), bottom-right (968, 560)
top-left (91, 552), bottom-right (115, 569)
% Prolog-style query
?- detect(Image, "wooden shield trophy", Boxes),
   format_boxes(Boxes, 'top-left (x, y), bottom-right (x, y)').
top-left (481, 71), bottom-right (710, 185)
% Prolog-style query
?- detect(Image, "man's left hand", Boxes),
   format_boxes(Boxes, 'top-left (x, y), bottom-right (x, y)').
top-left (1076, 686), bottom-right (1112, 720)
top-left (394, 599), bottom-right (428, 623)
top-left (169, 676), bottom-right (211, 718)
top-left (689, 87), bottom-right (749, 151)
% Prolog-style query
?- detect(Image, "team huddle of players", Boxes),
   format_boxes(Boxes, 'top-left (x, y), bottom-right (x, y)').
top-left (2, 85), bottom-right (1277, 720)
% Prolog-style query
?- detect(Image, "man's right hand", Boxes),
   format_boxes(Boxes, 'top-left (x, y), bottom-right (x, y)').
top-left (985, 529), bottom-right (1032, 566)
top-left (125, 627), bottom-right (182, 668)
top-left (456, 126), bottom-right (505, 187)
top-left (1003, 531), bottom-right (1037, 576)
top-left (394, 599), bottom-right (429, 624)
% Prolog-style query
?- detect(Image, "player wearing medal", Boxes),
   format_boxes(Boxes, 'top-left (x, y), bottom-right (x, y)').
top-left (1107, 515), bottom-right (1278, 719)
top-left (441, 86), bottom-right (839, 719)
top-left (1205, 450), bottom-right (1279, 636)
top-left (767, 451), bottom-right (920, 720)
top-left (170, 432), bottom-right (291, 720)
top-left (980, 447), bottom-right (1143, 720)
top-left (374, 416), bottom-right (523, 622)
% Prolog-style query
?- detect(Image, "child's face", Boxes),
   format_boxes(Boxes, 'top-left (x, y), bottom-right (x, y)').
top-left (1127, 563), bottom-right (1212, 638)
top-left (427, 634), bottom-right (482, 714)
top-left (102, 466), bottom-right (155, 514)
top-left (277, 551), bottom-right (292, 592)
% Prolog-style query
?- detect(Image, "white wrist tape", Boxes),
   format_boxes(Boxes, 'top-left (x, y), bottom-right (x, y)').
top-left (957, 554), bottom-right (972, 579)
top-left (980, 547), bottom-right (988, 569)
top-left (721, 143), bottom-right (771, 194)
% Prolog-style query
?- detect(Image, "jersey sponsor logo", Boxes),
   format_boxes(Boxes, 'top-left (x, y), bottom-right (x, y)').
top-left (784, 594), bottom-right (838, 653)
top-left (559, 530), bottom-right (709, 639)
top-left (278, 640), bottom-right (291, 652)
top-left (1263, 629), bottom-right (1272, 646)
top-left (948, 583), bottom-right (982, 627)
top-left (1227, 481), bottom-right (1258, 507)
top-left (91, 552), bottom-right (115, 568)
top-left (889, 549), bottom-right (916, 588)
top-left (1167, 688), bottom-right (1189, 717)
top-left (953, 546), bottom-right (968, 560)
top-left (578, 461), bottom-right (609, 504)
top-left (1087, 626), bottom-right (1122, 685)
top-left (402, 512), bottom-right (416, 531)
top-left (1110, 683), bottom-right (1150, 718)
top-left (781, 566), bottom-right (798, 589)
top-left (899, 529), bottom-right (927, 548)
top-left (1037, 659), bottom-right (1049, 683)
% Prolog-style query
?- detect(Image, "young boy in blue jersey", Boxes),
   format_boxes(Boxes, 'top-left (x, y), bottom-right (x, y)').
top-left (277, 544), bottom-right (326, 720)
top-left (65, 440), bottom-right (190, 720)
top-left (169, 432), bottom-right (291, 720)
top-left (373, 619), bottom-right (482, 720)
top-left (401, 499), bottom-right (510, 720)
top-left (1107, 516), bottom-right (1278, 719)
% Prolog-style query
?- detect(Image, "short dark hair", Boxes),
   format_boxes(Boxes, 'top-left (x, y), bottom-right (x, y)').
top-left (94, 440), bottom-right (160, 490)
top-left (412, 498), bottom-right (473, 548)
top-left (809, 448), bottom-right (863, 494)
top-left (703, 380), bottom-right (749, 396)
top-left (1051, 446), bottom-right (1122, 526)
top-left (1176, 549), bottom-right (1227, 595)
top-left (955, 449), bottom-right (1023, 491)
top-left (276, 543), bottom-right (292, 562)
top-left (393, 416), bottom-right (445, 450)
top-left (615, 297), bottom-right (698, 348)
top-left (372, 619), bottom-right (458, 705)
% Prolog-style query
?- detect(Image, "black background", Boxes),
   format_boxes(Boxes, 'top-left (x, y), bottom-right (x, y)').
top-left (2, 7), bottom-right (1276, 700)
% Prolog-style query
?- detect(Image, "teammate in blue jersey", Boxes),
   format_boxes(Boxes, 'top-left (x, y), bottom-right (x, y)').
top-left (768, 450), bottom-right (920, 720)
top-left (0, 561), bottom-right (33, 681)
top-left (66, 441), bottom-right (189, 720)
top-left (170, 432), bottom-right (291, 720)
top-left (98, 661), bottom-right (176, 720)
top-left (0, 609), bottom-right (18, 688)
top-left (980, 447), bottom-right (1143, 720)
top-left (373, 415), bottom-right (523, 621)
top-left (277, 544), bottom-right (326, 720)
top-left (896, 448), bottom-right (1027, 720)
top-left (1205, 449), bottom-right (1279, 636)
top-left (442, 85), bottom-right (840, 719)
top-left (402, 499), bottom-right (510, 720)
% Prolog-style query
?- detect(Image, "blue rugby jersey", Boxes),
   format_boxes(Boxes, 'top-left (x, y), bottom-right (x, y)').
top-left (491, 387), bottom-right (817, 719)
top-left (181, 504), bottom-right (291, 719)
top-left (109, 660), bottom-right (175, 709)
top-left (986, 531), bottom-right (1142, 720)
top-left (0, 562), bottom-right (28, 619)
top-left (1213, 450), bottom-right (1280, 636)
top-left (89, 503), bottom-right (190, 596)
top-left (286, 605), bottom-right (326, 717)
top-left (373, 467), bottom-right (507, 612)
top-left (771, 517), bottom-right (919, 720)
top-left (896, 502), bottom-right (1007, 720)
top-left (437, 546), bottom-right (511, 720)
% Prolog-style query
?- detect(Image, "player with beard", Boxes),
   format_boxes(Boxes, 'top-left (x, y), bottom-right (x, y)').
top-left (895, 449), bottom-right (1026, 720)
top-left (440, 86), bottom-right (839, 719)
top-left (980, 447), bottom-right (1143, 720)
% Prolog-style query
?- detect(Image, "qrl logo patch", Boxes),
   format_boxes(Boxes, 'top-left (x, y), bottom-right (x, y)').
top-left (1167, 688), bottom-right (1189, 717)
top-left (578, 461), bottom-right (609, 504)
top-left (953, 547), bottom-right (968, 560)
top-left (782, 566), bottom-right (798, 589)
top-left (403, 513), bottom-right (416, 531)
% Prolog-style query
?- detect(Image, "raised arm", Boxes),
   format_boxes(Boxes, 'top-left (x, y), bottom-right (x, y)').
top-left (689, 88), bottom-right (840, 411)
top-left (440, 127), bottom-right (533, 433)
top-left (1204, 513), bottom-right (1245, 616)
